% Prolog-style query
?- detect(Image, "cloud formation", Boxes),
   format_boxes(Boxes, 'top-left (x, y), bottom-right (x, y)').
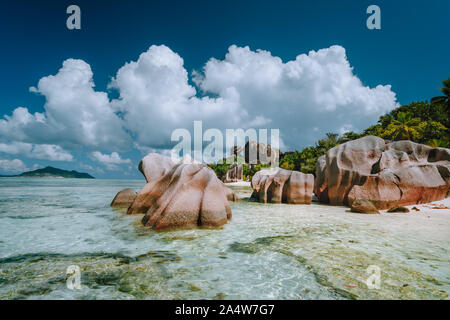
top-left (109, 45), bottom-right (242, 149)
top-left (195, 45), bottom-right (398, 147)
top-left (0, 59), bottom-right (130, 151)
top-left (0, 159), bottom-right (28, 173)
top-left (0, 142), bottom-right (73, 161)
top-left (91, 151), bottom-right (132, 170)
top-left (0, 44), bottom-right (399, 170)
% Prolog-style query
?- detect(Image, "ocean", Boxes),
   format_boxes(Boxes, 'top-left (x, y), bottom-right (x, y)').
top-left (0, 178), bottom-right (448, 299)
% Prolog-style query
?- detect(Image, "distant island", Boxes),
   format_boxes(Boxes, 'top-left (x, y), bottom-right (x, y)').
top-left (0, 166), bottom-right (94, 179)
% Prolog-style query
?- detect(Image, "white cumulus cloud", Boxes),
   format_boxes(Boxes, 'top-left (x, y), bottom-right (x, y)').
top-left (109, 45), bottom-right (242, 149)
top-left (91, 151), bottom-right (132, 170)
top-left (0, 159), bottom-right (29, 173)
top-left (194, 45), bottom-right (399, 148)
top-left (0, 44), bottom-right (399, 158)
top-left (0, 59), bottom-right (130, 151)
top-left (0, 142), bottom-right (73, 161)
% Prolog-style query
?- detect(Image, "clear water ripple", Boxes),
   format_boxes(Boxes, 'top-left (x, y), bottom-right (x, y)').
top-left (0, 177), bottom-right (449, 300)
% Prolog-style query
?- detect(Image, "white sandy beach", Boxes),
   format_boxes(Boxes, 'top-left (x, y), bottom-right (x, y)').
top-left (225, 181), bottom-right (251, 187)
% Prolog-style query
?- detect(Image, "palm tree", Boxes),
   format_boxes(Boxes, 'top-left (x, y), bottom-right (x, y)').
top-left (427, 138), bottom-right (450, 149)
top-left (316, 133), bottom-right (339, 154)
top-left (381, 112), bottom-right (422, 141)
top-left (431, 78), bottom-right (450, 111)
top-left (324, 133), bottom-right (339, 149)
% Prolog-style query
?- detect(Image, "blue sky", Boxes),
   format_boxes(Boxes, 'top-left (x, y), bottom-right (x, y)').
top-left (0, 0), bottom-right (449, 178)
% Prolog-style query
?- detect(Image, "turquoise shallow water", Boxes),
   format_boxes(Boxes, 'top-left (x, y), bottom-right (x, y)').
top-left (0, 178), bottom-right (449, 300)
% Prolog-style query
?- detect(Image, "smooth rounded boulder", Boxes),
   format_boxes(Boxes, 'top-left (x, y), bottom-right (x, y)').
top-left (128, 154), bottom-right (176, 215)
top-left (111, 188), bottom-right (137, 208)
top-left (137, 163), bottom-right (232, 230)
top-left (138, 153), bottom-right (175, 183)
top-left (314, 136), bottom-right (450, 209)
top-left (350, 199), bottom-right (380, 214)
top-left (251, 168), bottom-right (314, 204)
top-left (123, 153), bottom-right (238, 230)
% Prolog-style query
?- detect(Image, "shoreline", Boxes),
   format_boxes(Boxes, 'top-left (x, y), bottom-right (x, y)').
top-left (225, 181), bottom-right (251, 187)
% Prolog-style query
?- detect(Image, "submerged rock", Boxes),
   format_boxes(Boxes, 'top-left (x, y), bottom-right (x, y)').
top-left (314, 136), bottom-right (450, 209)
top-left (223, 185), bottom-right (240, 202)
top-left (111, 188), bottom-right (137, 208)
top-left (387, 206), bottom-right (410, 213)
top-left (350, 199), bottom-right (380, 214)
top-left (124, 154), bottom-right (238, 230)
top-left (251, 168), bottom-right (314, 204)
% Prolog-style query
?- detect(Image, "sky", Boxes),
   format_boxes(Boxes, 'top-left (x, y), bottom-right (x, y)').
top-left (0, 0), bottom-right (448, 178)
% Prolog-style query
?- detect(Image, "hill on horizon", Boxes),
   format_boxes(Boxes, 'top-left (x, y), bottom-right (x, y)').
top-left (0, 166), bottom-right (95, 179)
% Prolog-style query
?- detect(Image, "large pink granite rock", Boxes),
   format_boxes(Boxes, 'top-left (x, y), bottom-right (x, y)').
top-left (138, 153), bottom-right (175, 183)
top-left (314, 136), bottom-right (450, 209)
top-left (251, 168), bottom-right (314, 204)
top-left (124, 154), bottom-right (237, 230)
top-left (110, 188), bottom-right (137, 208)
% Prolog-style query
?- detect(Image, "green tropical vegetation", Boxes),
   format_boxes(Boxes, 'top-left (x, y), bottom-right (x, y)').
top-left (208, 155), bottom-right (270, 181)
